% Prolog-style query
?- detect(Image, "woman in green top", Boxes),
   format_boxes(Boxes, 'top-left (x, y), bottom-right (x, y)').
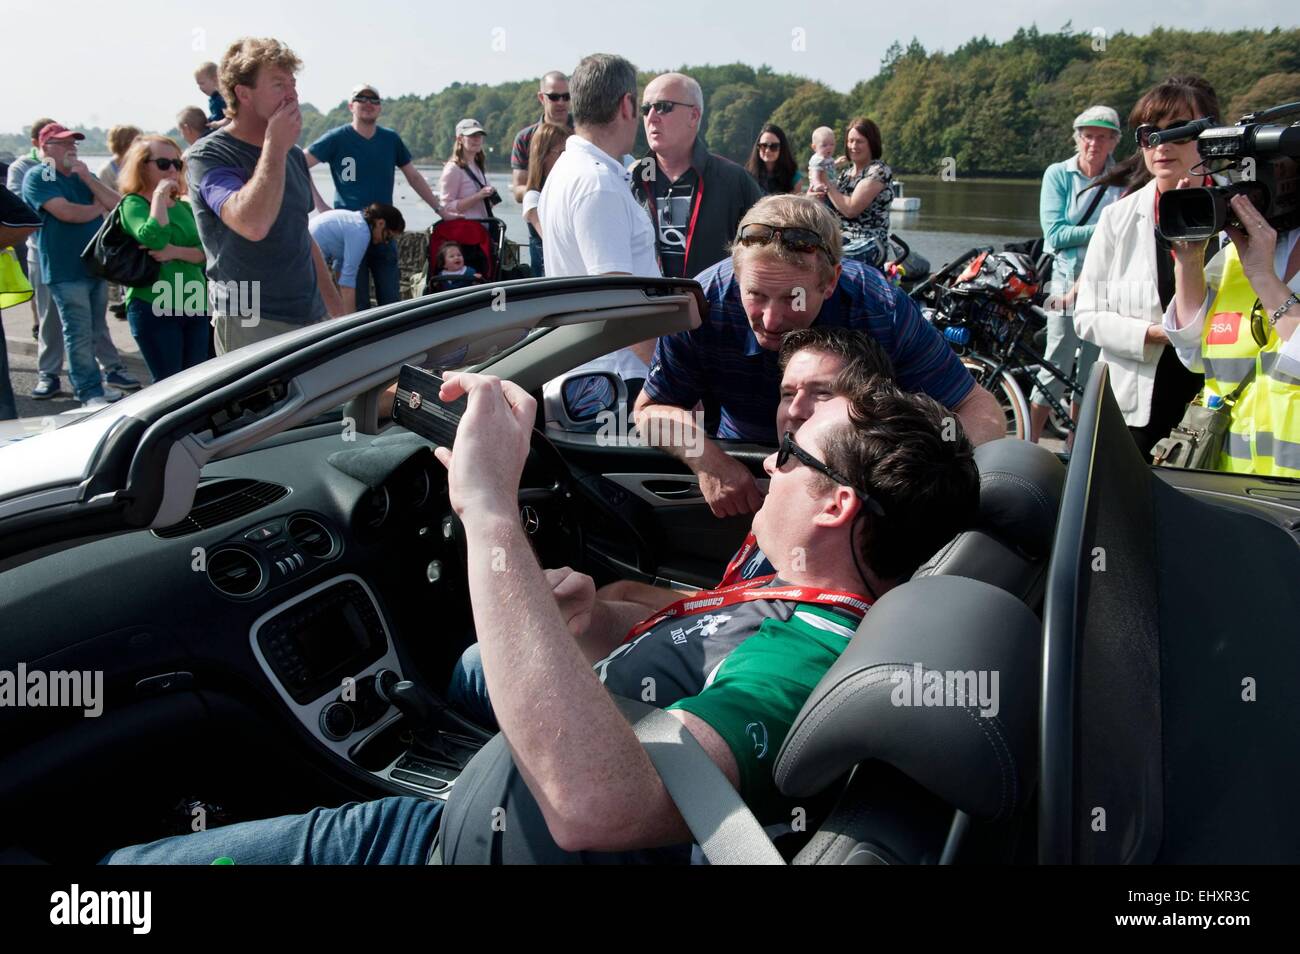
top-left (117, 135), bottom-right (209, 381)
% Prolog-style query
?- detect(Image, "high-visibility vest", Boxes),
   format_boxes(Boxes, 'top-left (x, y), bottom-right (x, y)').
top-left (1200, 244), bottom-right (1300, 477)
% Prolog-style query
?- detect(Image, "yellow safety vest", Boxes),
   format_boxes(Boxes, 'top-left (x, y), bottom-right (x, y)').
top-left (1200, 244), bottom-right (1300, 477)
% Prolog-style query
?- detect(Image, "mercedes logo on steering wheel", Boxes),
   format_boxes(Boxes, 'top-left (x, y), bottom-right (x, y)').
top-left (519, 505), bottom-right (540, 535)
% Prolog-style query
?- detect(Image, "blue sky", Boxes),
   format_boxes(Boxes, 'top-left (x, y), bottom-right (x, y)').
top-left (3, 0), bottom-right (1296, 135)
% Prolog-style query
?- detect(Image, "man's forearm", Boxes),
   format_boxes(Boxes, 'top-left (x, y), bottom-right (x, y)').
top-left (49, 202), bottom-right (105, 224)
top-left (79, 173), bottom-right (120, 211)
top-left (222, 150), bottom-right (287, 241)
top-left (462, 509), bottom-right (667, 847)
top-left (633, 400), bottom-right (716, 469)
top-left (955, 385), bottom-right (1007, 445)
top-left (312, 240), bottom-right (345, 316)
top-left (511, 170), bottom-right (528, 204)
top-left (404, 167), bottom-right (441, 211)
top-left (577, 599), bottom-right (655, 665)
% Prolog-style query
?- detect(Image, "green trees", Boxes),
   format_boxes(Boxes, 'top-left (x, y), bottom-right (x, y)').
top-left (292, 26), bottom-right (1300, 176)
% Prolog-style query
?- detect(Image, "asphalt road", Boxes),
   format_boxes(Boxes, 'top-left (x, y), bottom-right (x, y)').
top-left (3, 298), bottom-right (153, 422)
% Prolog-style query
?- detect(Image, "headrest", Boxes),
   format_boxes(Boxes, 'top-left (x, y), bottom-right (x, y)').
top-left (974, 439), bottom-right (1066, 559)
top-left (774, 575), bottom-right (1041, 822)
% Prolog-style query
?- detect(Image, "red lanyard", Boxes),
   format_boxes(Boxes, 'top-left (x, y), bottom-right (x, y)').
top-left (622, 573), bottom-right (871, 643)
top-left (639, 163), bottom-right (704, 271)
top-left (718, 531), bottom-right (760, 588)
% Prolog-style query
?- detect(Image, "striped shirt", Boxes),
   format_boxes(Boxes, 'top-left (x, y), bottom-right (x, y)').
top-left (643, 257), bottom-right (976, 441)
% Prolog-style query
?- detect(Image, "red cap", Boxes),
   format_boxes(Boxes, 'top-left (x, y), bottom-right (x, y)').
top-left (37, 123), bottom-right (85, 149)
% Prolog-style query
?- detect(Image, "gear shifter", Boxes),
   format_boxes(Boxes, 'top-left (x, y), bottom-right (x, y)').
top-left (374, 669), bottom-right (493, 746)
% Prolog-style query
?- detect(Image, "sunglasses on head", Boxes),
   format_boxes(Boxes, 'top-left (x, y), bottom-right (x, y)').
top-left (353, 94), bottom-right (381, 105)
top-left (737, 223), bottom-right (833, 261)
top-left (543, 92), bottom-right (571, 102)
top-left (757, 141), bottom-right (781, 153)
top-left (152, 158), bottom-right (183, 171)
top-left (1134, 119), bottom-right (1194, 149)
top-left (778, 432), bottom-right (886, 516)
top-left (640, 100), bottom-right (695, 117)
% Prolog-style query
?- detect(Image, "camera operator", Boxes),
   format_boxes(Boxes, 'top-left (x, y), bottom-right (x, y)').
top-left (1164, 188), bottom-right (1300, 476)
top-left (439, 119), bottom-right (499, 220)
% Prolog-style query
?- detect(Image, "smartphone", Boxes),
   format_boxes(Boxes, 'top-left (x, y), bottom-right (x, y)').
top-left (392, 365), bottom-right (468, 448)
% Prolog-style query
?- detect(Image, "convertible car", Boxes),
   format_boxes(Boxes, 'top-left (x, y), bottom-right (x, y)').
top-left (0, 275), bottom-right (1296, 865)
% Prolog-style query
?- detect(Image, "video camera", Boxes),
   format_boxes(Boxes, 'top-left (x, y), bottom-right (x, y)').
top-left (1154, 101), bottom-right (1300, 242)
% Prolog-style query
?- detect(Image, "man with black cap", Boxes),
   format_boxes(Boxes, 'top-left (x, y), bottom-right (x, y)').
top-left (306, 83), bottom-right (443, 309)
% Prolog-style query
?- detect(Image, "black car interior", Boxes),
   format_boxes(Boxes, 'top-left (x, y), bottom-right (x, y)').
top-left (1, 354), bottom-right (1297, 864)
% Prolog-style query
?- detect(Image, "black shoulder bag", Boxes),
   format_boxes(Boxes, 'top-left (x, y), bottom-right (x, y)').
top-left (81, 199), bottom-right (160, 287)
top-left (1005, 183), bottom-right (1109, 285)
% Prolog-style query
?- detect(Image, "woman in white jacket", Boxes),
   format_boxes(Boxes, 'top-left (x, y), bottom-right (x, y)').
top-left (1075, 76), bottom-right (1220, 457)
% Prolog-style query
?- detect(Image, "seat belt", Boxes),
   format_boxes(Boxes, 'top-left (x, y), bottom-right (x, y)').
top-left (612, 696), bottom-right (785, 865)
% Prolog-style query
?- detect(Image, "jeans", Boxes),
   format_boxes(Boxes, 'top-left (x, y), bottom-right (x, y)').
top-left (527, 222), bottom-right (544, 277)
top-left (355, 239), bottom-right (400, 311)
top-left (126, 298), bottom-right (209, 382)
top-left (31, 253), bottom-right (125, 380)
top-left (447, 643), bottom-right (498, 731)
top-left (46, 279), bottom-right (109, 401)
top-left (100, 797), bottom-right (443, 865)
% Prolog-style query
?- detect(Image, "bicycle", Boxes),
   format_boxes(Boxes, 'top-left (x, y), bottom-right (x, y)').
top-left (910, 247), bottom-right (1084, 441)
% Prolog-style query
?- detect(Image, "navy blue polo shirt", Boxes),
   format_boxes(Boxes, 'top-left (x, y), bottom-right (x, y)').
top-left (643, 257), bottom-right (975, 442)
top-left (306, 125), bottom-right (412, 210)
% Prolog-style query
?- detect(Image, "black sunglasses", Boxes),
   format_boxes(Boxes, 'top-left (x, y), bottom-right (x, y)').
top-left (640, 100), bottom-right (695, 117)
top-left (1250, 298), bottom-right (1273, 348)
top-left (352, 94), bottom-right (381, 105)
top-left (152, 158), bottom-right (184, 171)
top-left (543, 92), bottom-right (571, 102)
top-left (757, 141), bottom-right (781, 153)
top-left (1134, 119), bottom-right (1194, 149)
top-left (777, 432), bottom-right (886, 516)
top-left (737, 223), bottom-right (833, 261)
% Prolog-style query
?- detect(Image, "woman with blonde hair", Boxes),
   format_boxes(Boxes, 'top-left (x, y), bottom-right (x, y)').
top-left (521, 121), bottom-right (571, 275)
top-left (117, 134), bottom-right (209, 380)
top-left (438, 118), bottom-right (497, 220)
top-left (97, 124), bottom-right (141, 191)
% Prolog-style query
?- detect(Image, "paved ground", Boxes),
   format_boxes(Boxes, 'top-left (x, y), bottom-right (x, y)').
top-left (3, 298), bottom-right (153, 421)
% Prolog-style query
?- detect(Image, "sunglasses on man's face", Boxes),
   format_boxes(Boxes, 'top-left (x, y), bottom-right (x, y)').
top-left (1134, 119), bottom-right (1194, 149)
top-left (640, 100), bottom-right (695, 117)
top-left (543, 92), bottom-right (571, 102)
top-left (353, 95), bottom-right (381, 105)
top-left (777, 432), bottom-right (886, 516)
top-left (152, 158), bottom-right (184, 172)
top-left (737, 223), bottom-right (833, 261)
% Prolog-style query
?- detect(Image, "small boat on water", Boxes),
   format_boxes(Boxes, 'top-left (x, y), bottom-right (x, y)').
top-left (891, 180), bottom-right (921, 212)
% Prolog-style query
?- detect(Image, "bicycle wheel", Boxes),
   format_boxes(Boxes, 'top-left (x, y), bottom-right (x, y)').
top-left (961, 354), bottom-right (1031, 441)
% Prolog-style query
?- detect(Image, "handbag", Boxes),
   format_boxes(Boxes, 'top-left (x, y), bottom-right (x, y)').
top-left (1151, 366), bottom-right (1256, 469)
top-left (80, 199), bottom-right (160, 287)
top-left (0, 245), bottom-right (34, 309)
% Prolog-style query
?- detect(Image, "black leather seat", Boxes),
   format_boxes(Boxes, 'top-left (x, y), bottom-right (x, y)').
top-left (912, 438), bottom-right (1066, 606)
top-left (774, 575), bottom-right (1042, 864)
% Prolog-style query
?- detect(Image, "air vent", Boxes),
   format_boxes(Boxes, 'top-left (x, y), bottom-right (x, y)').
top-left (154, 479), bottom-right (289, 539)
top-left (288, 515), bottom-right (336, 559)
top-left (206, 547), bottom-right (264, 597)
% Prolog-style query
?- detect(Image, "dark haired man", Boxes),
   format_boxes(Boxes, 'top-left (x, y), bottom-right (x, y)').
top-left (306, 83), bottom-right (443, 309)
top-left (103, 363), bottom-right (977, 864)
top-left (308, 202), bottom-right (406, 315)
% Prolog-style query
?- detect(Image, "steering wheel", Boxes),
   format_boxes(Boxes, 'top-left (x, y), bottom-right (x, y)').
top-left (439, 426), bottom-right (586, 576)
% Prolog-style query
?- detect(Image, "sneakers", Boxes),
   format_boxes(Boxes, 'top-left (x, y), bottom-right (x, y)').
top-left (81, 386), bottom-right (124, 409)
top-left (105, 369), bottom-right (143, 391)
top-left (31, 376), bottom-right (64, 400)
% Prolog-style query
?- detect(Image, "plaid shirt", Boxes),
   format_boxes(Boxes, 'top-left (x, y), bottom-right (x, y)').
top-left (643, 257), bottom-right (975, 442)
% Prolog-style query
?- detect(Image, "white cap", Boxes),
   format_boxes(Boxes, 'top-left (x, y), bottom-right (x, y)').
top-left (350, 84), bottom-right (381, 100)
top-left (1073, 105), bottom-right (1121, 131)
top-left (455, 118), bottom-right (486, 136)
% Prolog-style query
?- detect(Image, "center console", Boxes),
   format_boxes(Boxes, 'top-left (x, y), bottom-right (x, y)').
top-left (249, 573), bottom-right (483, 799)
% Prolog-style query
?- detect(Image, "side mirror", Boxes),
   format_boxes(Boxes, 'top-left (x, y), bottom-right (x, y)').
top-left (543, 371), bottom-right (628, 432)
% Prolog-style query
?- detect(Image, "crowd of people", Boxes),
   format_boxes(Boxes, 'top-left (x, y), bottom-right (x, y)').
top-left (1, 41), bottom-right (1297, 480)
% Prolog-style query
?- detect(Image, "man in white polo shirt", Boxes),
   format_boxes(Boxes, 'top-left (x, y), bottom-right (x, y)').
top-left (540, 53), bottom-right (660, 390)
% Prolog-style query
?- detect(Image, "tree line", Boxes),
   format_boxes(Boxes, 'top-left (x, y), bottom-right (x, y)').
top-left (6, 27), bottom-right (1298, 178)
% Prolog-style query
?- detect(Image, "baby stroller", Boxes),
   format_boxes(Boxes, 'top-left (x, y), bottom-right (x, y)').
top-left (422, 217), bottom-right (524, 295)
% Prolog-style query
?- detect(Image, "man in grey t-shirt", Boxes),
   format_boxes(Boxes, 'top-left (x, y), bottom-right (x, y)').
top-left (185, 37), bottom-right (342, 354)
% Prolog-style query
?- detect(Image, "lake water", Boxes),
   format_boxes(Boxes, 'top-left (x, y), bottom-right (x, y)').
top-left (87, 155), bottom-right (1045, 274)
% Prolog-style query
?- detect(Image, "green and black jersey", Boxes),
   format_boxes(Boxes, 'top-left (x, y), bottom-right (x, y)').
top-left (440, 579), bottom-right (864, 864)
